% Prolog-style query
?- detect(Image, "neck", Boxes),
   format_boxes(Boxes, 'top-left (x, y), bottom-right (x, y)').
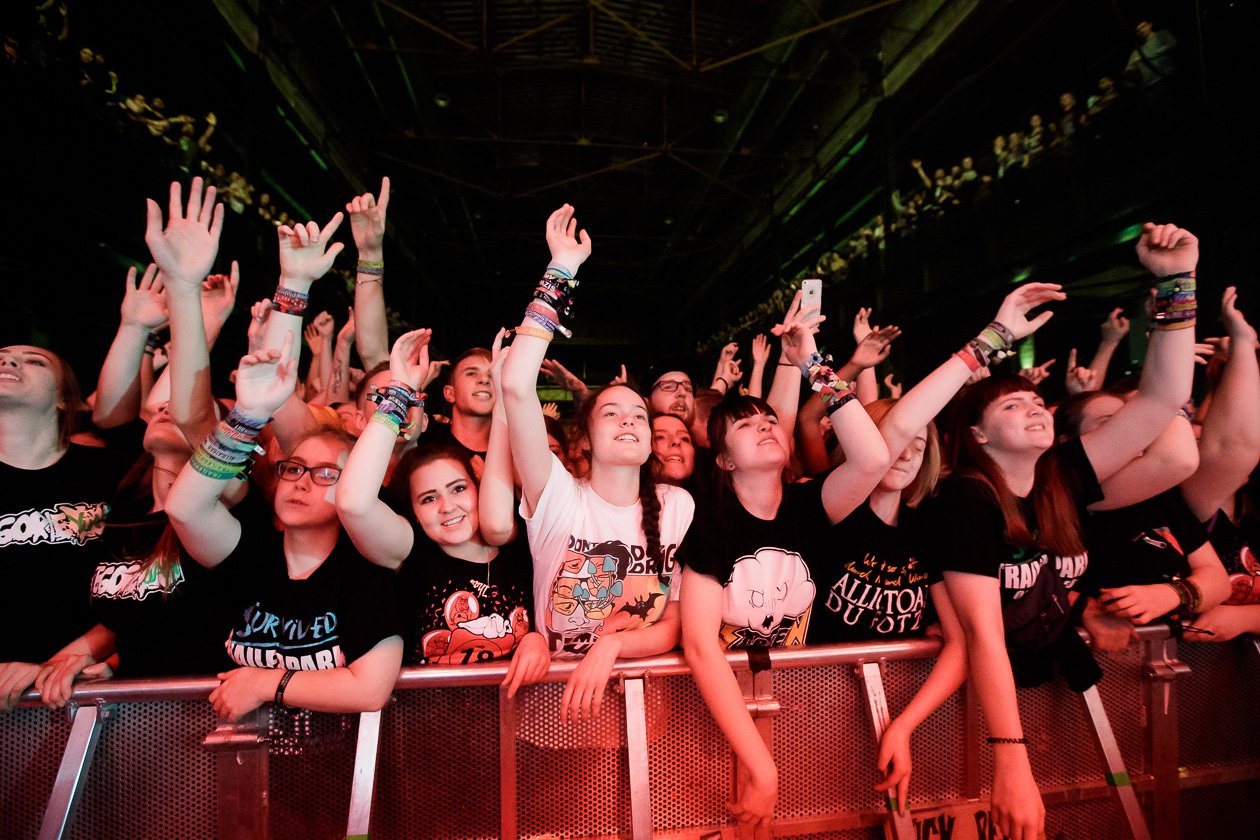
top-left (985, 449), bottom-right (1041, 497)
top-left (282, 522), bottom-right (341, 579)
top-left (450, 411), bottom-right (491, 451)
top-left (444, 536), bottom-right (498, 564)
top-left (867, 486), bottom-right (901, 526)
top-left (731, 469), bottom-right (784, 520)
top-left (589, 461), bottom-right (643, 507)
top-left (148, 451), bottom-right (187, 512)
top-left (0, 406), bottom-right (65, 469)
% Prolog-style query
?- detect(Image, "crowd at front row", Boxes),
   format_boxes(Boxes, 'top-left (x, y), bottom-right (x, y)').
top-left (2, 177), bottom-right (1257, 840)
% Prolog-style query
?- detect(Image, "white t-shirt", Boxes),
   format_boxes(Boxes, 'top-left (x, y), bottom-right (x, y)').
top-left (522, 456), bottom-right (694, 658)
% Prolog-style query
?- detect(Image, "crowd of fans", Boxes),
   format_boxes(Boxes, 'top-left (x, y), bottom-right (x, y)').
top-left (2, 165), bottom-right (1257, 840)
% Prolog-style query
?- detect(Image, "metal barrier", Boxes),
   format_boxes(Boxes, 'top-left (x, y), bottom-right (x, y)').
top-left (5, 626), bottom-right (1260, 839)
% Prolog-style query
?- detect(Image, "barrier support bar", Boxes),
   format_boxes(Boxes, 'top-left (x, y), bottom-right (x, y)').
top-left (856, 661), bottom-right (915, 840)
top-left (346, 709), bottom-right (382, 840)
top-left (38, 702), bottom-right (110, 840)
top-left (1081, 685), bottom-right (1151, 840)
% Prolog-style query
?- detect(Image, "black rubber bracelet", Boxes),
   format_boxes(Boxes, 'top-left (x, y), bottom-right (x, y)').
top-left (274, 669), bottom-right (296, 707)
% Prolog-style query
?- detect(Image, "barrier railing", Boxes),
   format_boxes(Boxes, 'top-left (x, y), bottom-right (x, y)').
top-left (5, 625), bottom-right (1260, 839)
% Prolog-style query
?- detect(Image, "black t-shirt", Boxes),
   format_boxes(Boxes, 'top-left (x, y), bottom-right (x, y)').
top-left (1082, 489), bottom-right (1206, 592)
top-left (89, 511), bottom-right (242, 677)
top-left (0, 445), bottom-right (126, 662)
top-left (810, 501), bottom-right (934, 643)
top-left (675, 480), bottom-right (830, 648)
top-left (398, 527), bottom-right (535, 666)
top-left (1205, 507), bottom-right (1260, 605)
top-left (222, 524), bottom-right (403, 671)
top-left (422, 423), bottom-right (487, 464)
top-left (923, 437), bottom-right (1101, 606)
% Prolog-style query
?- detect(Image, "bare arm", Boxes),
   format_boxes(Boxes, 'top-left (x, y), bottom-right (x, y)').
top-left (747, 334), bottom-right (770, 399)
top-left (1087, 307), bottom-right (1130, 387)
top-left (93, 264), bottom-right (167, 428)
top-left (347, 177), bottom-right (391, 371)
top-left (1089, 417), bottom-right (1198, 511)
top-left (480, 330), bottom-right (519, 547)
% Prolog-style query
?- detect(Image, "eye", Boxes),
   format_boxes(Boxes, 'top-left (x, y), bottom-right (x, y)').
top-left (451, 482), bottom-right (467, 494)
top-left (767, 416), bottom-right (779, 425)
top-left (26, 358), bottom-right (45, 366)
top-left (419, 493), bottom-right (437, 505)
top-left (634, 413), bottom-right (647, 422)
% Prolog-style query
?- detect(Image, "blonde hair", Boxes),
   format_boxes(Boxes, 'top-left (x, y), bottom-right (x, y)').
top-left (863, 398), bottom-right (941, 508)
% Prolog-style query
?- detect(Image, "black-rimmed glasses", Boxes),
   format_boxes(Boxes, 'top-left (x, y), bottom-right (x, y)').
top-left (275, 460), bottom-right (342, 486)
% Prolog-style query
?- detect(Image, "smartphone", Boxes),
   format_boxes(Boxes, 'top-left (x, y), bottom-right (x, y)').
top-left (801, 278), bottom-right (822, 313)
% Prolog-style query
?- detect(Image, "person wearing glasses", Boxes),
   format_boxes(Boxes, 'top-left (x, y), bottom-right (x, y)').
top-left (166, 335), bottom-right (403, 721)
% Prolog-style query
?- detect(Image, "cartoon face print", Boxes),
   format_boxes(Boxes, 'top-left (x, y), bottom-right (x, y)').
top-left (723, 547), bottom-right (816, 644)
top-left (444, 590), bottom-right (480, 629)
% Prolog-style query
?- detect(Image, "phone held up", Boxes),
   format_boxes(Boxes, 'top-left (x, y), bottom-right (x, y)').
top-left (801, 278), bottom-right (822, 314)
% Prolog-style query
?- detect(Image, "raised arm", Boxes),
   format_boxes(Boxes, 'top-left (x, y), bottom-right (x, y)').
top-left (539, 357), bottom-right (591, 412)
top-left (1180, 286), bottom-right (1260, 521)
top-left (765, 289), bottom-right (823, 435)
top-left (747, 334), bottom-right (770, 399)
top-left (501, 204), bottom-right (591, 514)
top-left (166, 334), bottom-right (297, 568)
top-left (1080, 223), bottom-right (1198, 483)
top-left (93, 264), bottom-right (167, 428)
top-left (328, 308), bottom-right (356, 405)
top-left (1087, 307), bottom-right (1130, 387)
top-left (347, 177), bottom-right (390, 371)
top-left (336, 330), bottom-right (432, 569)
top-left (480, 328), bottom-right (519, 547)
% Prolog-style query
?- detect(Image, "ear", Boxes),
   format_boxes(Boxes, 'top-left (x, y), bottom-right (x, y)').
top-left (715, 452), bottom-right (735, 472)
top-left (442, 384), bottom-right (455, 404)
top-left (970, 425), bottom-right (988, 444)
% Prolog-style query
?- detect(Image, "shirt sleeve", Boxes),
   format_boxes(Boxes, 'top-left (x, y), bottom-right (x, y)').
top-left (520, 454), bottom-right (579, 545)
top-left (924, 478), bottom-right (1010, 579)
top-left (673, 501), bottom-right (728, 582)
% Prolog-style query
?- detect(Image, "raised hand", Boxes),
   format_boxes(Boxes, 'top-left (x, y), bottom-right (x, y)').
top-left (1018, 358), bottom-right (1056, 386)
top-left (1100, 307), bottom-right (1130, 344)
top-left (346, 176), bottom-right (389, 260)
top-left (312, 310), bottom-right (335, 341)
top-left (544, 204), bottom-right (592, 275)
top-left (883, 373), bottom-right (903, 399)
top-left (1135, 222), bottom-right (1198, 277)
top-left (609, 364), bottom-right (629, 386)
top-left (388, 328), bottom-right (433, 391)
top-left (750, 334), bottom-right (771, 368)
top-left (233, 332), bottom-right (298, 419)
top-left (144, 177), bottom-right (225, 284)
top-left (852, 307), bottom-right (873, 343)
top-left (337, 307), bottom-right (356, 346)
top-left (850, 325), bottom-right (901, 369)
top-left (422, 359), bottom-right (449, 391)
top-left (541, 358), bottom-right (588, 394)
top-left (201, 260), bottom-right (239, 329)
top-left (993, 282), bottom-right (1065, 341)
top-left (246, 299), bottom-right (271, 355)
top-left (1221, 286), bottom-right (1257, 346)
top-left (302, 321), bottom-right (324, 355)
top-left (277, 213), bottom-right (346, 290)
top-left (1064, 348), bottom-right (1098, 395)
top-left (119, 263), bottom-right (168, 329)
top-left (772, 290), bottom-right (825, 368)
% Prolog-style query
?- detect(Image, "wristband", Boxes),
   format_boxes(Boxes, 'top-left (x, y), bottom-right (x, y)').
top-left (271, 285), bottom-right (310, 317)
top-left (986, 736), bottom-right (1028, 745)
top-left (274, 669), bottom-right (296, 708)
top-left (514, 325), bottom-right (554, 342)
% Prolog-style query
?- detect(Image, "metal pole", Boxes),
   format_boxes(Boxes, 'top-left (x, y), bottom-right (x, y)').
top-left (1081, 685), bottom-right (1151, 840)
top-left (38, 703), bottom-right (110, 840)
top-left (623, 676), bottom-right (654, 840)
top-left (346, 710), bottom-right (382, 839)
top-left (856, 661), bottom-right (915, 840)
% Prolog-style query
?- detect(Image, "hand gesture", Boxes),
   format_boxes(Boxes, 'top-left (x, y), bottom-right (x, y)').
top-left (234, 332), bottom-right (298, 419)
top-left (302, 321), bottom-right (324, 356)
top-left (1099, 584), bottom-right (1180, 626)
top-left (544, 204), bottom-right (592, 276)
top-left (540, 358), bottom-right (587, 393)
top-left (421, 359), bottom-right (449, 391)
top-left (772, 290), bottom-right (825, 368)
top-left (883, 373), bottom-right (903, 399)
top-left (1018, 358), bottom-right (1055, 386)
top-left (1135, 222), bottom-right (1198, 277)
top-left (346, 176), bottom-right (389, 259)
top-left (990, 764), bottom-right (1045, 840)
top-left (728, 761), bottom-right (777, 839)
top-left (144, 177), bottom-right (224, 284)
top-left (993, 282), bottom-right (1065, 341)
top-left (388, 328), bottom-right (433, 391)
top-left (560, 634), bottom-right (620, 723)
top-left (312, 310), bottom-right (335, 341)
top-left (337, 307), bottom-right (356, 346)
top-left (608, 364), bottom-right (629, 386)
top-left (277, 213), bottom-right (346, 289)
top-left (33, 653), bottom-right (97, 709)
top-left (1081, 596), bottom-right (1137, 651)
top-left (852, 307), bottom-right (873, 343)
top-left (1221, 286), bottom-right (1258, 346)
top-left (490, 327), bottom-right (510, 390)
top-left (750, 334), bottom-right (771, 367)
top-left (875, 721), bottom-right (912, 815)
top-left (502, 631), bottom-right (551, 697)
top-left (1064, 348), bottom-right (1097, 395)
top-left (201, 260), bottom-right (239, 328)
top-left (119, 263), bottom-right (168, 329)
top-left (850, 325), bottom-right (901, 369)
top-left (246, 299), bottom-right (271, 355)
top-left (209, 667), bottom-right (279, 722)
top-left (1099, 307), bottom-right (1130, 344)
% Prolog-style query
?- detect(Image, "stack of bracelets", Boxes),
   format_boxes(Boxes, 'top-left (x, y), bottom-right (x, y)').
top-left (954, 320), bottom-right (1016, 372)
top-left (520, 264), bottom-right (580, 340)
top-left (1151, 271), bottom-right (1196, 330)
top-left (800, 352), bottom-right (857, 416)
top-left (271, 285), bottom-right (310, 317)
top-left (190, 408), bottom-right (268, 481)
top-left (1167, 576), bottom-right (1203, 615)
top-left (357, 259), bottom-right (384, 284)
top-left (368, 379), bottom-right (425, 439)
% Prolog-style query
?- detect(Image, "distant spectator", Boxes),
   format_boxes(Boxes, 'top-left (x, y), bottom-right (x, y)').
top-left (1057, 91), bottom-right (1084, 139)
top-left (1125, 20), bottom-right (1178, 90)
top-left (1087, 76), bottom-right (1119, 117)
top-left (1025, 114), bottom-right (1046, 163)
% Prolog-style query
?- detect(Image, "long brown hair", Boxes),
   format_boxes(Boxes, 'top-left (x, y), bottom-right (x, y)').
top-left (946, 375), bottom-right (1085, 556)
top-left (577, 386), bottom-right (663, 567)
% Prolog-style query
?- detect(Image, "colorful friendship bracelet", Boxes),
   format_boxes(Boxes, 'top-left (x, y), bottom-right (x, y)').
top-left (1152, 273), bottom-right (1196, 331)
top-left (955, 320), bottom-right (1016, 371)
top-left (799, 352), bottom-right (858, 416)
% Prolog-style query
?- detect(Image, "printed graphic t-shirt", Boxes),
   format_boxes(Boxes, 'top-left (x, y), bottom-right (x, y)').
top-left (675, 480), bottom-right (830, 649)
top-left (522, 455), bottom-right (694, 658)
top-left (810, 501), bottom-right (935, 643)
top-left (222, 525), bottom-right (403, 671)
top-left (398, 528), bottom-right (535, 666)
top-left (0, 445), bottom-right (122, 662)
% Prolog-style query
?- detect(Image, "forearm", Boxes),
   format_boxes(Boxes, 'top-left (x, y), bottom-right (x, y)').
top-left (353, 273), bottom-right (389, 371)
top-left (882, 355), bottom-right (971, 456)
top-left (748, 359), bottom-right (768, 399)
top-left (329, 338), bottom-right (354, 404)
top-left (1199, 338), bottom-right (1260, 462)
top-left (479, 403), bottom-right (518, 547)
top-left (795, 395), bottom-right (832, 476)
top-left (1137, 319), bottom-right (1195, 410)
top-left (766, 361), bottom-right (802, 435)
top-left (270, 393), bottom-right (319, 455)
top-left (604, 605), bottom-right (680, 659)
top-left (685, 641), bottom-right (776, 779)
top-left (275, 637), bottom-right (403, 713)
top-left (166, 286), bottom-right (218, 441)
top-left (1087, 338), bottom-right (1122, 386)
top-left (337, 420), bottom-right (398, 518)
top-left (51, 624), bottom-right (117, 663)
top-left (890, 637), bottom-right (967, 731)
top-left (855, 366), bottom-right (878, 406)
top-left (92, 323), bottom-right (149, 428)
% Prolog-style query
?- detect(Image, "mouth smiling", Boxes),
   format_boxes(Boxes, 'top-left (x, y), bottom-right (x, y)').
top-left (615, 433), bottom-right (639, 443)
top-left (441, 514), bottom-right (466, 528)
top-left (0, 372), bottom-right (19, 382)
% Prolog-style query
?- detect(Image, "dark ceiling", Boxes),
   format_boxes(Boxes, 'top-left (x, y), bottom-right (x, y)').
top-left (1, 0), bottom-right (1245, 388)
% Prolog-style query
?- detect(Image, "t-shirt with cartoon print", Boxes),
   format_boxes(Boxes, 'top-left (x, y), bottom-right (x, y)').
top-left (398, 527), bottom-right (535, 666)
top-left (90, 510), bottom-right (242, 677)
top-left (0, 445), bottom-right (123, 662)
top-left (809, 501), bottom-right (935, 643)
top-left (923, 437), bottom-right (1101, 604)
top-left (521, 455), bottom-right (694, 658)
top-left (675, 479), bottom-right (830, 649)
top-left (221, 524), bottom-right (403, 672)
